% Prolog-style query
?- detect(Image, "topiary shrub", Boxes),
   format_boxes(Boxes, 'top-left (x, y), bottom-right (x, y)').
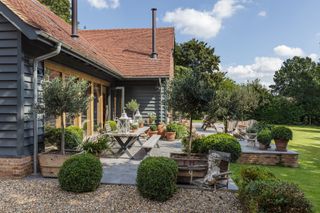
top-left (271, 126), bottom-right (293, 141)
top-left (193, 133), bottom-right (241, 162)
top-left (150, 124), bottom-right (157, 131)
top-left (136, 157), bottom-right (178, 202)
top-left (58, 154), bottom-right (103, 193)
top-left (257, 128), bottom-right (272, 145)
top-left (242, 180), bottom-right (313, 213)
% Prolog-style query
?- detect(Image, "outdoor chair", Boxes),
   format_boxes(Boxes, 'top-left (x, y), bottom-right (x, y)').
top-left (201, 115), bottom-right (217, 131)
top-left (192, 150), bottom-right (232, 190)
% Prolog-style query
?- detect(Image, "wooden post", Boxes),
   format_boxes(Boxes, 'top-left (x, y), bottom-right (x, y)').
top-left (73, 113), bottom-right (82, 127)
top-left (87, 82), bottom-right (94, 135)
top-left (97, 84), bottom-right (104, 128)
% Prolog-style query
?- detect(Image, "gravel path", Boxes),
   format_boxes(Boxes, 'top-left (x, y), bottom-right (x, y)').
top-left (0, 179), bottom-right (242, 213)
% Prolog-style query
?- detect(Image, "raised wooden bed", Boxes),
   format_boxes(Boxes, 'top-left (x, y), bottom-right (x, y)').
top-left (38, 152), bottom-right (72, 178)
top-left (170, 153), bottom-right (208, 184)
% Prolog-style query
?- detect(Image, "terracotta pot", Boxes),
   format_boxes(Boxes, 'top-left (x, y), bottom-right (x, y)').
top-left (157, 124), bottom-right (166, 137)
top-left (259, 143), bottom-right (268, 150)
top-left (275, 139), bottom-right (289, 151)
top-left (139, 123), bottom-right (144, 128)
top-left (166, 132), bottom-right (176, 141)
top-left (148, 130), bottom-right (158, 137)
top-left (38, 152), bottom-right (72, 178)
top-left (170, 153), bottom-right (208, 184)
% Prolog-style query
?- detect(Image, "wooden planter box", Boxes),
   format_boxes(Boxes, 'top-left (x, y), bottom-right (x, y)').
top-left (170, 153), bottom-right (208, 184)
top-left (38, 152), bottom-right (72, 178)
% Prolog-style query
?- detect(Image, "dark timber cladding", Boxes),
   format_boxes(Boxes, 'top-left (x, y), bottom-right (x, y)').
top-left (0, 14), bottom-right (21, 156)
top-left (120, 80), bottom-right (166, 122)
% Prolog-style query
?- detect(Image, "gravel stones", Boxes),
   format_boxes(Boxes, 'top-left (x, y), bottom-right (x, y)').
top-left (0, 179), bottom-right (242, 213)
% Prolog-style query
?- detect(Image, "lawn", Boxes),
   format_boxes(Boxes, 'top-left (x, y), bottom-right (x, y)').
top-left (231, 125), bottom-right (320, 212)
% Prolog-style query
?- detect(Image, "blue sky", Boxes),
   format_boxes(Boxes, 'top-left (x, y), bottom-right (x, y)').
top-left (79, 0), bottom-right (320, 85)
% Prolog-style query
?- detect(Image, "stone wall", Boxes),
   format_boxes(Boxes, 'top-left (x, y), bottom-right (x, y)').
top-left (0, 156), bottom-right (33, 178)
top-left (238, 152), bottom-right (299, 168)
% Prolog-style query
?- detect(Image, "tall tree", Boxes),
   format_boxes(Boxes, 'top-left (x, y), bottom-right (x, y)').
top-left (175, 39), bottom-right (221, 74)
top-left (39, 0), bottom-right (71, 23)
top-left (271, 56), bottom-right (320, 124)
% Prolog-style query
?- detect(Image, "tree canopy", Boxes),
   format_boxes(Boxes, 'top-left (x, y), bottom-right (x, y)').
top-left (175, 39), bottom-right (221, 74)
top-left (39, 0), bottom-right (71, 23)
top-left (271, 56), bottom-right (320, 124)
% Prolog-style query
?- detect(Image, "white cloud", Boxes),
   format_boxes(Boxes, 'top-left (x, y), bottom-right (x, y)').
top-left (163, 9), bottom-right (221, 39)
top-left (226, 57), bottom-right (283, 85)
top-left (258, 11), bottom-right (267, 17)
top-left (163, 0), bottom-right (243, 39)
top-left (212, 0), bottom-right (244, 19)
top-left (309, 53), bottom-right (318, 62)
top-left (273, 45), bottom-right (304, 58)
top-left (87, 0), bottom-right (119, 9)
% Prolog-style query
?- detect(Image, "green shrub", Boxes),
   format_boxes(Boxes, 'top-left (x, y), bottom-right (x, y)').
top-left (242, 180), bottom-right (312, 213)
top-left (108, 120), bottom-right (117, 131)
top-left (44, 126), bottom-right (83, 150)
top-left (137, 157), bottom-right (178, 202)
top-left (271, 126), bottom-right (293, 141)
top-left (257, 128), bottom-right (272, 145)
top-left (82, 135), bottom-right (110, 156)
top-left (254, 121), bottom-right (273, 132)
top-left (150, 124), bottom-right (157, 131)
top-left (174, 123), bottom-right (188, 139)
top-left (166, 123), bottom-right (176, 132)
top-left (58, 154), bottom-right (103, 193)
top-left (185, 133), bottom-right (241, 162)
top-left (181, 133), bottom-right (204, 153)
top-left (239, 166), bottom-right (276, 188)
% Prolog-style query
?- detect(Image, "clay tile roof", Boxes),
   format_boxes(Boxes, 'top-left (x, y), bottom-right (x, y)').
top-left (1, 0), bottom-right (174, 79)
top-left (1, 0), bottom-right (121, 76)
top-left (81, 28), bottom-right (175, 78)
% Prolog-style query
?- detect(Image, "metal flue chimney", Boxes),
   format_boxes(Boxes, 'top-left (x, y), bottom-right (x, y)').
top-left (151, 8), bottom-right (158, 59)
top-left (71, 0), bottom-right (79, 38)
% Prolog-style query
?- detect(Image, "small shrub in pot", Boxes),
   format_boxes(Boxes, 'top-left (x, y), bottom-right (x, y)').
top-left (137, 157), bottom-right (178, 201)
top-left (58, 153), bottom-right (103, 193)
top-left (166, 123), bottom-right (177, 141)
top-left (82, 135), bottom-right (110, 157)
top-left (271, 126), bottom-right (293, 151)
top-left (148, 124), bottom-right (158, 137)
top-left (257, 128), bottom-right (272, 150)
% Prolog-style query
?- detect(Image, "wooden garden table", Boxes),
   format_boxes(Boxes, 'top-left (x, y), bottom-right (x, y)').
top-left (106, 126), bottom-right (149, 158)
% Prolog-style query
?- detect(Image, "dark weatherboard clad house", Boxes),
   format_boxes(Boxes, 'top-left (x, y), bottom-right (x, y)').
top-left (0, 0), bottom-right (174, 177)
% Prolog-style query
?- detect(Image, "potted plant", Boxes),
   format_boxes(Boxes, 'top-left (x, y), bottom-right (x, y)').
top-left (271, 126), bottom-right (293, 151)
top-left (166, 69), bottom-right (217, 184)
top-left (157, 121), bottom-right (166, 137)
top-left (165, 123), bottom-right (177, 141)
top-left (37, 77), bottom-right (89, 177)
top-left (125, 99), bottom-right (140, 118)
top-left (131, 123), bottom-right (138, 132)
top-left (138, 118), bottom-right (144, 128)
top-left (257, 128), bottom-right (272, 150)
top-left (148, 124), bottom-right (158, 137)
top-left (148, 112), bottom-right (157, 125)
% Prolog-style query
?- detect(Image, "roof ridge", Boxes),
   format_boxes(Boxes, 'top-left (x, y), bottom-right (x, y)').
top-left (80, 27), bottom-right (174, 32)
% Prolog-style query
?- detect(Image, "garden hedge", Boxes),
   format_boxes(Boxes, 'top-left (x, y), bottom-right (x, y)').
top-left (58, 153), bottom-right (103, 193)
top-left (136, 157), bottom-right (178, 202)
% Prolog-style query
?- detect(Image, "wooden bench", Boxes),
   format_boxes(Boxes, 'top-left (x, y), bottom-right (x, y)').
top-left (142, 135), bottom-right (161, 155)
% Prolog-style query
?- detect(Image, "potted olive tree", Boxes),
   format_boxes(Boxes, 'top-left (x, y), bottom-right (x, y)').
top-left (257, 128), bottom-right (272, 150)
top-left (166, 68), bottom-right (221, 183)
top-left (38, 77), bottom-right (89, 177)
top-left (271, 126), bottom-right (293, 151)
top-left (125, 99), bottom-right (140, 119)
top-left (165, 123), bottom-right (177, 141)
